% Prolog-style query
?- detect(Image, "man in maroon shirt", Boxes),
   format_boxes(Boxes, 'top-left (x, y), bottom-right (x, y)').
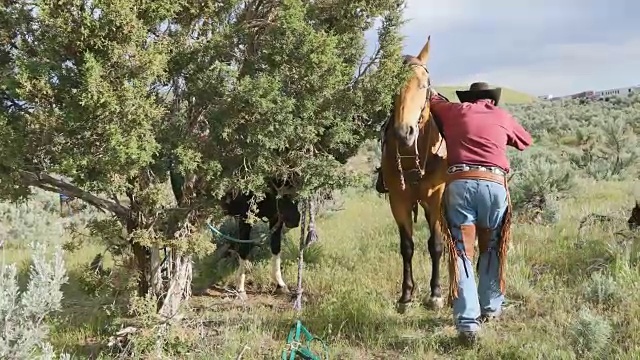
top-left (430, 82), bottom-right (533, 344)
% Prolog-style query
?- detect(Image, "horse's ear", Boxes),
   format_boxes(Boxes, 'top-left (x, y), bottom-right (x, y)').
top-left (416, 35), bottom-right (431, 64)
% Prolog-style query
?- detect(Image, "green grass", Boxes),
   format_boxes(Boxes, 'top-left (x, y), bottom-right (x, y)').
top-left (435, 86), bottom-right (537, 104)
top-left (5, 177), bottom-right (639, 359)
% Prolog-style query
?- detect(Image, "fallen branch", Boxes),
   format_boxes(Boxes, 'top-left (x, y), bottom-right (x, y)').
top-left (578, 213), bottom-right (617, 232)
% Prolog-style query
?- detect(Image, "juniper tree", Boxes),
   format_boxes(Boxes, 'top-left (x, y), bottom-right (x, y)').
top-left (0, 0), bottom-right (408, 318)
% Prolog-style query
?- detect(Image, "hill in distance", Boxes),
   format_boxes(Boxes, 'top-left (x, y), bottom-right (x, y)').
top-left (435, 85), bottom-right (537, 104)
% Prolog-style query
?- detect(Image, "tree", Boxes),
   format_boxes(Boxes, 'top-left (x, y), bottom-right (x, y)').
top-left (0, 0), bottom-right (408, 318)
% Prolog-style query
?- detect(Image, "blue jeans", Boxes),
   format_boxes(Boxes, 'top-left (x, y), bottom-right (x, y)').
top-left (444, 179), bottom-right (508, 333)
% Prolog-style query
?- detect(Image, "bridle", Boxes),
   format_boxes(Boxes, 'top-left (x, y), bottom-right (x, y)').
top-left (392, 63), bottom-right (437, 190)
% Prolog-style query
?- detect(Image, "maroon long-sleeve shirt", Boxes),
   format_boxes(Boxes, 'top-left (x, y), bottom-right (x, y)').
top-left (429, 94), bottom-right (532, 173)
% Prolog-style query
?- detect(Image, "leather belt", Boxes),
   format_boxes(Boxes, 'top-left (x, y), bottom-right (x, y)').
top-left (447, 164), bottom-right (507, 176)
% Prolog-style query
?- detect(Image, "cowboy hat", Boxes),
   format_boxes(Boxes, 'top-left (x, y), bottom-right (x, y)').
top-left (455, 82), bottom-right (502, 105)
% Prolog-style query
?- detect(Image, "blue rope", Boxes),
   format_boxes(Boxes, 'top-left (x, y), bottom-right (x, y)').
top-left (206, 222), bottom-right (273, 245)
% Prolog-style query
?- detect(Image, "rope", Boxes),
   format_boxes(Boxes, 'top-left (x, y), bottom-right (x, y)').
top-left (206, 220), bottom-right (280, 245)
top-left (293, 198), bottom-right (308, 311)
top-left (306, 195), bottom-right (319, 246)
top-left (208, 195), bottom-right (328, 358)
top-left (284, 195), bottom-right (328, 359)
top-left (281, 320), bottom-right (329, 360)
top-left (293, 194), bottom-right (320, 311)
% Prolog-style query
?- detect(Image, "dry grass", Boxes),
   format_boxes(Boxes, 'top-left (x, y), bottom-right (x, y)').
top-left (3, 177), bottom-right (640, 359)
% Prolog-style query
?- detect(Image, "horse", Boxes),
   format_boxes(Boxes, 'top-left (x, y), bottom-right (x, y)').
top-left (629, 200), bottom-right (640, 230)
top-left (378, 36), bottom-right (449, 312)
top-left (219, 180), bottom-right (301, 300)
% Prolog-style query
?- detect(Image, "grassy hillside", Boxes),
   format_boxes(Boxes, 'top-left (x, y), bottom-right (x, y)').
top-left (436, 85), bottom-right (537, 104)
top-left (4, 179), bottom-right (638, 359)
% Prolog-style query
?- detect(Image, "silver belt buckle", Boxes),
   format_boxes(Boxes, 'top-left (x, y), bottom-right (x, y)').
top-left (486, 167), bottom-right (504, 176)
top-left (447, 165), bottom-right (465, 174)
top-left (491, 167), bottom-right (505, 176)
top-left (448, 164), bottom-right (505, 176)
top-left (473, 165), bottom-right (501, 175)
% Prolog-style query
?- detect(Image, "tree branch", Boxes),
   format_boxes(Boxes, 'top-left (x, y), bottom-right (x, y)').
top-left (16, 170), bottom-right (129, 218)
top-left (352, 44), bottom-right (382, 87)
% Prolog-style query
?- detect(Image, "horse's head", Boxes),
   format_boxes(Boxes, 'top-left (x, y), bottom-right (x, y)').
top-left (628, 200), bottom-right (640, 230)
top-left (267, 177), bottom-right (301, 230)
top-left (392, 36), bottom-right (433, 148)
top-left (277, 194), bottom-right (301, 229)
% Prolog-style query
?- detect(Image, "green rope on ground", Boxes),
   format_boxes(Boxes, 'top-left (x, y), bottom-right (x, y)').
top-left (281, 320), bottom-right (329, 360)
top-left (282, 197), bottom-right (328, 359)
top-left (206, 222), bottom-right (275, 244)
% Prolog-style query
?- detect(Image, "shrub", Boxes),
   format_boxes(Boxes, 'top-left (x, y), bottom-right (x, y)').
top-left (508, 145), bottom-right (575, 224)
top-left (567, 307), bottom-right (612, 358)
top-left (0, 242), bottom-right (70, 359)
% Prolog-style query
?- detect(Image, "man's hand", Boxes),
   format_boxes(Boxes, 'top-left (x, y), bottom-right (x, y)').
top-left (429, 87), bottom-right (452, 104)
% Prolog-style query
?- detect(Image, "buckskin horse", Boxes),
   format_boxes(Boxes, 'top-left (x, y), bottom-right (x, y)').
top-left (377, 36), bottom-right (448, 312)
top-left (219, 179), bottom-right (301, 300)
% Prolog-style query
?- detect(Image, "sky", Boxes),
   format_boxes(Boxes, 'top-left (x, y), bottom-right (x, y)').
top-left (366, 0), bottom-right (640, 97)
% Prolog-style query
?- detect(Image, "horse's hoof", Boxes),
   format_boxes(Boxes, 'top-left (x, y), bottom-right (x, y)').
top-left (425, 296), bottom-right (445, 310)
top-left (237, 291), bottom-right (248, 301)
top-left (396, 301), bottom-right (413, 314)
top-left (275, 285), bottom-right (290, 295)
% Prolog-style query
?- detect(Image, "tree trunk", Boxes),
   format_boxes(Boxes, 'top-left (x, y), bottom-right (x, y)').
top-left (132, 242), bottom-right (150, 296)
top-left (158, 252), bottom-right (193, 320)
top-left (132, 242), bottom-right (193, 320)
top-left (150, 245), bottom-right (164, 297)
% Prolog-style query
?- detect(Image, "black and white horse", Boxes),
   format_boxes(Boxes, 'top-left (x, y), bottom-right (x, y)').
top-left (219, 183), bottom-right (300, 298)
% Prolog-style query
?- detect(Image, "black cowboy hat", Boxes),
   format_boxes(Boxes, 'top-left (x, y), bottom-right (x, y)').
top-left (455, 82), bottom-right (502, 105)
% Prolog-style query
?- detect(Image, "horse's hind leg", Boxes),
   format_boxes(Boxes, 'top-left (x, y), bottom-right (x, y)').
top-left (268, 218), bottom-right (289, 294)
top-left (235, 220), bottom-right (252, 301)
top-left (390, 195), bottom-right (415, 313)
top-left (424, 189), bottom-right (445, 309)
